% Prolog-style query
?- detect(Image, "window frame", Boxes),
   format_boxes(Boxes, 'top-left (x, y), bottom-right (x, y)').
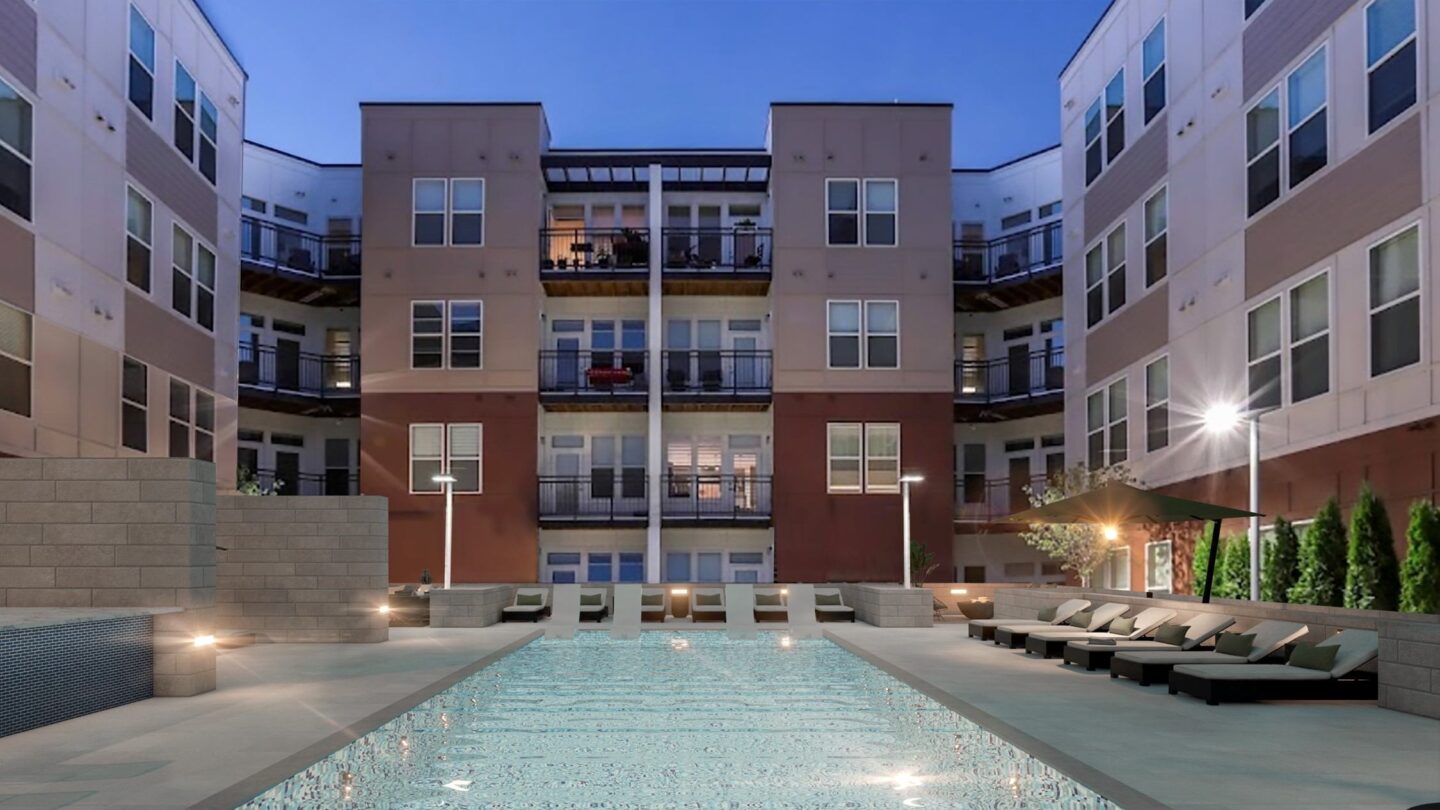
top-left (0, 73), bottom-right (34, 223)
top-left (1144, 354), bottom-right (1169, 453)
top-left (1285, 44), bottom-right (1329, 191)
top-left (1105, 377), bottom-right (1128, 466)
top-left (412, 177), bottom-right (448, 247)
top-left (1144, 539), bottom-right (1173, 593)
top-left (119, 355), bottom-right (147, 452)
top-left (127, 4), bottom-right (156, 120)
top-left (1363, 0), bottom-right (1418, 136)
top-left (124, 184), bottom-right (154, 293)
top-left (171, 222), bottom-right (195, 320)
top-left (863, 300), bottom-right (900, 370)
top-left (446, 300), bottom-right (484, 369)
top-left (862, 178), bottom-right (899, 247)
top-left (167, 377), bottom-right (191, 459)
top-left (1366, 222), bottom-right (1423, 380)
top-left (1103, 68), bottom-right (1126, 164)
top-left (826, 299), bottom-right (862, 370)
top-left (1141, 17), bottom-right (1167, 125)
top-left (408, 423), bottom-right (445, 495)
top-left (1287, 269), bottom-right (1331, 403)
top-left (410, 300), bottom-right (446, 369)
top-left (446, 423), bottom-right (483, 494)
top-left (449, 177), bottom-right (485, 246)
top-left (863, 422), bottom-right (902, 494)
top-left (1245, 87), bottom-right (1282, 217)
top-left (197, 92), bottom-right (218, 185)
top-left (0, 300), bottom-right (33, 418)
top-left (1103, 545), bottom-right (1131, 590)
top-left (826, 422), bottom-right (863, 494)
top-left (172, 58), bottom-right (198, 162)
top-left (1142, 185), bottom-right (1167, 288)
top-left (825, 178), bottom-right (861, 247)
top-left (193, 387), bottom-right (215, 463)
top-left (1246, 295), bottom-right (1283, 412)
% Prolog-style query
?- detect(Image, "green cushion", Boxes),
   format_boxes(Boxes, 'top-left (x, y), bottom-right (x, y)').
top-left (580, 593), bottom-right (602, 606)
top-left (755, 593), bottom-right (782, 606)
top-left (815, 593), bottom-right (842, 606)
top-left (1067, 610), bottom-right (1094, 628)
top-left (695, 593), bottom-right (722, 606)
top-left (1036, 606), bottom-right (1058, 622)
top-left (1287, 641), bottom-right (1339, 672)
top-left (1154, 624), bottom-right (1189, 646)
top-left (641, 594), bottom-right (664, 607)
top-left (1214, 632), bottom-right (1256, 657)
top-left (1108, 616), bottom-right (1136, 636)
top-left (515, 592), bottom-right (543, 606)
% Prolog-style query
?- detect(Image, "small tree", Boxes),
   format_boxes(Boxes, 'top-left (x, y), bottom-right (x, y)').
top-left (1289, 498), bottom-right (1346, 607)
top-left (1192, 529), bottom-right (1216, 596)
top-left (1399, 501), bottom-right (1440, 614)
top-left (1213, 534), bottom-right (1251, 600)
top-left (1261, 516), bottom-right (1300, 603)
top-left (237, 467), bottom-right (283, 496)
top-left (1020, 464), bottom-right (1137, 586)
top-left (909, 542), bottom-right (939, 589)
top-left (1345, 483), bottom-right (1400, 610)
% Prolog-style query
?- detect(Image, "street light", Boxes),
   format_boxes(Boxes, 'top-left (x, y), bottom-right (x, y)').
top-left (1202, 403), bottom-right (1262, 601)
top-left (899, 473), bottom-right (925, 588)
top-left (432, 473), bottom-right (458, 589)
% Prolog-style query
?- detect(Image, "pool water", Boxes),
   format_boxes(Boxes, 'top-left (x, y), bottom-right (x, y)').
top-left (242, 631), bottom-right (1115, 808)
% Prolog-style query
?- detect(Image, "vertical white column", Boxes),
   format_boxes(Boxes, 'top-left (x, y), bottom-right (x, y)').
top-left (646, 163), bottom-right (664, 584)
top-left (1249, 416), bottom-right (1261, 601)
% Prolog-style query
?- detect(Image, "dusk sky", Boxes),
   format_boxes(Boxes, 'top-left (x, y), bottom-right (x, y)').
top-left (202, 0), bottom-right (1109, 167)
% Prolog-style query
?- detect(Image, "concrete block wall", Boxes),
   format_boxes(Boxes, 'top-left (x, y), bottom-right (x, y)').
top-left (215, 495), bottom-right (389, 643)
top-left (1378, 618), bottom-right (1440, 720)
top-left (836, 584), bottom-right (934, 627)
top-left (0, 458), bottom-right (217, 696)
top-left (430, 585), bottom-right (518, 627)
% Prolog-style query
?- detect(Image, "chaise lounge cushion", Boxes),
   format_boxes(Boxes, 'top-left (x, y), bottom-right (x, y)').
top-left (580, 593), bottom-right (603, 607)
top-left (516, 593), bottom-right (543, 606)
top-left (641, 594), bottom-right (664, 607)
top-left (1154, 624), bottom-right (1189, 646)
top-left (1287, 642), bottom-right (1339, 671)
top-left (1214, 632), bottom-right (1256, 657)
top-left (815, 593), bottom-right (843, 606)
top-left (1173, 663), bottom-right (1332, 681)
top-left (1113, 650), bottom-right (1252, 667)
top-left (755, 593), bottom-right (783, 607)
top-left (695, 593), bottom-right (722, 607)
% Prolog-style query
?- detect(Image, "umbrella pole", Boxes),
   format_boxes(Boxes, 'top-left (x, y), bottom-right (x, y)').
top-left (1200, 518), bottom-right (1221, 604)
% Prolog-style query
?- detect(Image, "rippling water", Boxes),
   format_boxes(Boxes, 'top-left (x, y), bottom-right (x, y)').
top-left (242, 631), bottom-right (1115, 809)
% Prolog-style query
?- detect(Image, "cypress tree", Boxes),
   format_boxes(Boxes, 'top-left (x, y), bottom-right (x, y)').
top-left (1215, 535), bottom-right (1250, 600)
top-left (1344, 483), bottom-right (1400, 611)
top-left (1399, 501), bottom-right (1439, 614)
top-left (1261, 516), bottom-right (1300, 603)
top-left (1289, 498), bottom-right (1346, 607)
top-left (1191, 531), bottom-right (1215, 597)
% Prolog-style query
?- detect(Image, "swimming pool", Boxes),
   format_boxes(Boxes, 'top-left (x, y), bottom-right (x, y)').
top-left (242, 631), bottom-right (1115, 808)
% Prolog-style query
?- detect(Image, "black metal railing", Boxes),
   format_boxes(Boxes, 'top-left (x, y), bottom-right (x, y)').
top-left (955, 474), bottom-right (1050, 522)
top-left (241, 216), bottom-right (361, 278)
top-left (539, 349), bottom-right (648, 396)
top-left (660, 350), bottom-right (772, 396)
top-left (539, 228), bottom-right (650, 272)
top-left (955, 347), bottom-right (1064, 403)
top-left (238, 343), bottom-right (360, 397)
top-left (539, 475), bottom-right (648, 521)
top-left (954, 221), bottom-right (1062, 284)
top-left (244, 468), bottom-right (358, 496)
top-left (662, 227), bottom-right (772, 271)
top-left (661, 474), bottom-right (772, 520)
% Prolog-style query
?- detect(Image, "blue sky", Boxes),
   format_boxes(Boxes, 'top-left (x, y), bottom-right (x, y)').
top-left (203, 0), bottom-right (1108, 167)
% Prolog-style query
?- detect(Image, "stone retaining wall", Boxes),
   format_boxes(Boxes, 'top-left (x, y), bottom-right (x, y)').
top-left (1378, 619), bottom-right (1440, 719)
top-left (836, 584), bottom-right (934, 627)
top-left (430, 585), bottom-right (518, 627)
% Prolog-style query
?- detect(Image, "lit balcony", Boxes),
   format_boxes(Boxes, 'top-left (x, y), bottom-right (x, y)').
top-left (538, 349), bottom-right (648, 410)
top-left (239, 216), bottom-right (360, 306)
top-left (954, 221), bottom-right (1063, 311)
top-left (954, 347), bottom-right (1064, 421)
top-left (660, 474), bottom-right (773, 526)
top-left (660, 350), bottom-right (772, 410)
top-left (661, 227), bottom-right (772, 294)
top-left (238, 343), bottom-right (359, 417)
top-left (954, 474), bottom-right (1050, 527)
top-left (243, 467), bottom-right (358, 496)
top-left (538, 475), bottom-right (648, 527)
top-left (539, 228), bottom-right (650, 295)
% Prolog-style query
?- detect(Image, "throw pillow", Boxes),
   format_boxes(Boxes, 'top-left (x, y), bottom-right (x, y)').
top-left (815, 593), bottom-right (842, 606)
top-left (1067, 610), bottom-right (1094, 628)
top-left (755, 593), bottom-right (782, 606)
top-left (695, 593), bottom-right (722, 606)
top-left (580, 593), bottom-right (602, 607)
top-left (516, 592), bottom-right (543, 606)
top-left (1214, 632), bottom-right (1257, 657)
top-left (641, 594), bottom-right (663, 607)
top-left (1037, 607), bottom-right (1058, 622)
top-left (1154, 624), bottom-right (1189, 646)
top-left (1108, 616), bottom-right (1136, 636)
top-left (1287, 642), bottom-right (1340, 672)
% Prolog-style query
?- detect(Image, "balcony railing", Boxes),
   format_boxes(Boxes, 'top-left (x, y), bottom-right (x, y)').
top-left (660, 350), bottom-right (772, 397)
top-left (238, 343), bottom-right (360, 397)
top-left (955, 347), bottom-right (1064, 403)
top-left (539, 228), bottom-right (650, 273)
top-left (954, 221), bottom-right (1062, 285)
top-left (662, 227), bottom-right (772, 272)
top-left (955, 474), bottom-right (1050, 523)
top-left (661, 474), bottom-right (772, 521)
top-left (539, 349), bottom-right (648, 398)
top-left (539, 475), bottom-right (648, 523)
top-left (241, 216), bottom-right (361, 279)
top-left (243, 468), bottom-right (358, 496)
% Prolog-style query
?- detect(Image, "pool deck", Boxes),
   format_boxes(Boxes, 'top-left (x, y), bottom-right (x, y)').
top-left (0, 622), bottom-right (1433, 809)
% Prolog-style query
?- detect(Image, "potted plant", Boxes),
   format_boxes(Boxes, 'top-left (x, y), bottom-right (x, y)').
top-left (419, 568), bottom-right (433, 587)
top-left (595, 250), bottom-right (612, 268)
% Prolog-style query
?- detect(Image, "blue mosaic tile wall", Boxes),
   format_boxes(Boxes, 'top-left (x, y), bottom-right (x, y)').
top-left (0, 616), bottom-right (154, 738)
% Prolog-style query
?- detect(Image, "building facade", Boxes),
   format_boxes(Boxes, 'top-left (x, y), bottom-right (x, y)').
top-left (0, 0), bottom-right (244, 485)
top-left (1061, 0), bottom-right (1436, 592)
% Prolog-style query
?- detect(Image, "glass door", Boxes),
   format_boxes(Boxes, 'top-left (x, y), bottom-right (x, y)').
top-left (697, 320), bottom-right (722, 391)
top-left (555, 336), bottom-right (580, 389)
top-left (697, 206), bottom-right (721, 266)
top-left (666, 320), bottom-right (691, 391)
top-left (555, 450), bottom-right (581, 514)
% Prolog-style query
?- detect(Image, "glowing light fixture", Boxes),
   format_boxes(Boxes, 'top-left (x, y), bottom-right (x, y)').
top-left (949, 588), bottom-right (968, 596)
top-left (670, 587), bottom-right (688, 595)
top-left (1101, 525), bottom-right (1119, 542)
top-left (377, 604), bottom-right (391, 615)
top-left (192, 634), bottom-right (216, 647)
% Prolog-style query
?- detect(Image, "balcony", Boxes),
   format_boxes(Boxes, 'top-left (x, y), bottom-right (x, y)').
top-left (538, 475), bottom-right (648, 527)
top-left (244, 468), bottom-right (358, 496)
top-left (660, 350), bottom-right (772, 410)
top-left (238, 343), bottom-right (360, 417)
top-left (955, 474), bottom-right (1049, 527)
top-left (538, 349), bottom-right (648, 410)
top-left (661, 227), bottom-right (772, 294)
top-left (539, 228), bottom-right (650, 295)
top-left (954, 221), bottom-right (1063, 311)
top-left (954, 347), bottom-right (1064, 421)
top-left (240, 216), bottom-right (361, 306)
top-left (660, 474), bottom-right (773, 526)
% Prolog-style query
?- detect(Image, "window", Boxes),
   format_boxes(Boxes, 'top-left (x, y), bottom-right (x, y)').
top-left (1084, 98), bottom-right (1103, 185)
top-left (863, 180), bottom-right (897, 246)
top-left (1143, 187), bottom-right (1167, 287)
top-left (1104, 70), bottom-right (1125, 163)
top-left (273, 205), bottom-right (307, 226)
top-left (618, 552), bottom-right (645, 582)
top-left (1085, 223), bottom-right (1127, 328)
top-left (1366, 0), bottom-right (1417, 133)
top-left (125, 186), bottom-right (152, 291)
top-left (409, 424), bottom-right (444, 493)
top-left (411, 423), bottom-right (482, 494)
top-left (450, 179), bottom-right (484, 245)
top-left (448, 301), bottom-right (483, 368)
top-left (1037, 200), bottom-right (1061, 218)
top-left (1107, 379), bottom-right (1127, 465)
top-left (411, 301), bottom-right (444, 368)
top-left (1245, 0), bottom-right (1268, 18)
top-left (1246, 88), bottom-right (1282, 215)
top-left (167, 379), bottom-right (190, 458)
top-left (1086, 379), bottom-right (1127, 468)
top-left (0, 77), bottom-right (33, 221)
top-left (1290, 272), bottom-right (1330, 401)
top-left (587, 553), bottom-right (613, 583)
top-left (241, 196), bottom-right (267, 214)
top-left (1142, 19), bottom-right (1166, 124)
top-left (194, 390), bottom-right (214, 462)
top-left (413, 179), bottom-right (446, 245)
top-left (1085, 243), bottom-right (1104, 327)
top-left (1107, 223), bottom-right (1127, 315)
top-left (1287, 46), bottom-right (1327, 188)
top-left (412, 300), bottom-right (482, 369)
top-left (1369, 224), bottom-right (1420, 376)
top-left (0, 301), bottom-right (32, 417)
top-left (1246, 44), bottom-right (1330, 215)
top-left (1101, 546), bottom-right (1131, 590)
top-left (827, 301), bottom-right (860, 368)
top-left (198, 93), bottom-right (217, 184)
top-left (195, 244), bottom-right (215, 331)
top-left (825, 179), bottom-right (859, 246)
top-left (128, 5), bottom-right (155, 118)
top-left (827, 300), bottom-right (898, 369)
top-left (827, 423), bottom-right (862, 493)
top-left (1000, 210), bottom-right (1032, 231)
top-left (173, 62), bottom-right (196, 160)
top-left (171, 225), bottom-right (193, 319)
top-left (447, 424), bottom-right (482, 494)
top-left (1247, 297), bottom-right (1282, 411)
top-left (1145, 540), bottom-right (1173, 593)
top-left (120, 357), bottom-right (146, 451)
top-left (864, 423), bottom-right (900, 493)
top-left (826, 422), bottom-right (901, 494)
top-left (1145, 356), bottom-right (1168, 452)
top-left (864, 301), bottom-right (899, 369)
top-left (960, 443), bottom-right (986, 503)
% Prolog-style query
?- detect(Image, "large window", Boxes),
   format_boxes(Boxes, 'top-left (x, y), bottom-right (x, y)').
top-left (1247, 45), bottom-right (1329, 217)
top-left (128, 5), bottom-right (155, 119)
top-left (863, 179), bottom-right (897, 246)
top-left (1086, 378), bottom-right (1127, 469)
top-left (446, 424), bottom-right (482, 494)
top-left (1143, 187), bottom-right (1167, 287)
top-left (174, 62), bottom-right (196, 160)
top-left (827, 423), bottom-right (862, 492)
top-left (826, 422), bottom-right (900, 494)
top-left (827, 300), bottom-right (898, 369)
top-left (826, 178), bottom-right (897, 246)
top-left (1287, 46), bottom-right (1328, 188)
top-left (413, 178), bottom-right (481, 246)
top-left (411, 423), bottom-right (483, 494)
top-left (1145, 356), bottom-right (1169, 452)
top-left (864, 301), bottom-right (899, 368)
top-left (0, 301), bottom-right (31, 417)
top-left (121, 357), bottom-right (147, 451)
top-left (1247, 297), bottom-right (1282, 411)
top-left (1142, 19), bottom-right (1166, 124)
top-left (125, 186), bottom-right (152, 291)
top-left (1289, 273), bottom-right (1330, 401)
top-left (864, 423), bottom-right (900, 493)
top-left (168, 379), bottom-right (191, 458)
top-left (411, 300), bottom-right (482, 369)
top-left (1369, 224), bottom-right (1420, 376)
top-left (1145, 540), bottom-right (1173, 593)
top-left (409, 424), bottom-right (444, 493)
top-left (1082, 69), bottom-right (1124, 186)
top-left (413, 179), bottom-right (447, 245)
top-left (1365, 0), bottom-right (1417, 133)
top-left (169, 225), bottom-right (215, 330)
top-left (450, 179), bottom-right (484, 245)
top-left (447, 301), bottom-right (483, 368)
top-left (0, 77), bottom-right (32, 221)
top-left (411, 301), bottom-right (444, 368)
top-left (825, 179), bottom-right (859, 246)
top-left (1086, 222), bottom-right (1127, 327)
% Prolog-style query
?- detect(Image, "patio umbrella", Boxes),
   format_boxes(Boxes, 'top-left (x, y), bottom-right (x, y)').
top-left (1007, 481), bottom-right (1262, 603)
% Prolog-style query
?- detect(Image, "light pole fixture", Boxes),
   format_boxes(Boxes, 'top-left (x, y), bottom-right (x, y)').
top-left (433, 473), bottom-right (458, 589)
top-left (1202, 402), bottom-right (1265, 601)
top-left (899, 473), bottom-right (925, 588)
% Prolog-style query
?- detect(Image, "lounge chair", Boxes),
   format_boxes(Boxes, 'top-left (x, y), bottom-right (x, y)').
top-left (691, 587), bottom-right (726, 622)
top-left (579, 588), bottom-right (609, 622)
top-left (785, 584), bottom-right (823, 639)
top-left (640, 587), bottom-right (668, 622)
top-left (610, 584), bottom-right (642, 639)
top-left (1110, 620), bottom-right (1309, 686)
top-left (813, 588), bottom-right (855, 622)
top-left (1024, 606), bottom-right (1177, 658)
top-left (726, 584), bottom-right (758, 639)
top-left (1063, 613), bottom-right (1236, 670)
top-left (994, 603), bottom-right (1128, 649)
top-left (966, 598), bottom-right (1091, 641)
top-left (753, 587), bottom-right (788, 622)
top-left (501, 587), bottom-right (549, 622)
top-left (1168, 629), bottom-right (1379, 705)
top-left (544, 584), bottom-right (581, 639)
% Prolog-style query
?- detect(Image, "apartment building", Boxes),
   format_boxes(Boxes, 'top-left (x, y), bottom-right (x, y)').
top-left (1061, 0), bottom-right (1436, 592)
top-left (0, 0), bottom-right (244, 485)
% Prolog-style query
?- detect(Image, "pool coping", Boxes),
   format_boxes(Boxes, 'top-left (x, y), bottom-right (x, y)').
top-left (824, 630), bottom-right (1172, 810)
top-left (188, 629), bottom-right (542, 810)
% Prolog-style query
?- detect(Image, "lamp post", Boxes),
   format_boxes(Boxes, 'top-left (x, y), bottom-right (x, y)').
top-left (1203, 403), bottom-right (1265, 601)
top-left (432, 473), bottom-right (457, 589)
top-left (900, 473), bottom-right (925, 588)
